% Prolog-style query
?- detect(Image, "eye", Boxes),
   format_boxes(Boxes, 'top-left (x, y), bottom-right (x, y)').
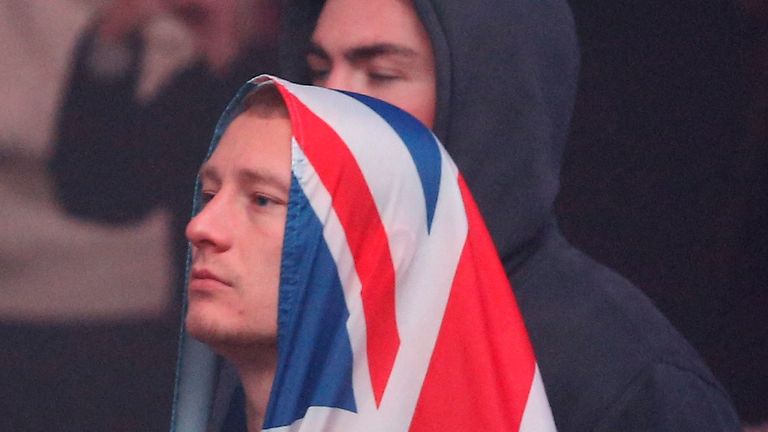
top-left (251, 193), bottom-right (279, 208)
top-left (308, 67), bottom-right (329, 84)
top-left (200, 190), bottom-right (216, 207)
top-left (306, 55), bottom-right (330, 84)
top-left (367, 70), bottom-right (402, 85)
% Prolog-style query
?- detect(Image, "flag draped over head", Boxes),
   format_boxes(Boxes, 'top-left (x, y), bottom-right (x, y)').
top-left (171, 75), bottom-right (557, 432)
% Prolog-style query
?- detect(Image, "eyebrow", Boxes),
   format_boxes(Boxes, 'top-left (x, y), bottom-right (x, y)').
top-left (308, 41), bottom-right (418, 63)
top-left (198, 164), bottom-right (220, 184)
top-left (238, 169), bottom-right (290, 196)
top-left (198, 164), bottom-right (290, 196)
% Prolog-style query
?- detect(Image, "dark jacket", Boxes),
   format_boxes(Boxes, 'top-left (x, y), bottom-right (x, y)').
top-left (276, 0), bottom-right (742, 430)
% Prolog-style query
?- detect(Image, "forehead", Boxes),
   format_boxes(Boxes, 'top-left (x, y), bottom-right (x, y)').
top-left (203, 112), bottom-right (292, 177)
top-left (312, 0), bottom-right (428, 50)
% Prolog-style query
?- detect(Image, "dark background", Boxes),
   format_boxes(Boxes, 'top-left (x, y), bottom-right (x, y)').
top-left (560, 0), bottom-right (767, 425)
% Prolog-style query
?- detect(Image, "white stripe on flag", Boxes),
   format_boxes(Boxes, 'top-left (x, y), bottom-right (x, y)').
top-left (291, 141), bottom-right (377, 416)
top-left (277, 81), bottom-right (428, 279)
top-left (519, 364), bottom-right (558, 432)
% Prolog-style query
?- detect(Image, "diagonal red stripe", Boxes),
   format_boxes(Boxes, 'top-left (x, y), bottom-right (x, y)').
top-left (276, 85), bottom-right (399, 407)
top-left (409, 175), bottom-right (537, 431)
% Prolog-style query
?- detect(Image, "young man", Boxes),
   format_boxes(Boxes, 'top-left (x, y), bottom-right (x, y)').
top-left (183, 86), bottom-right (290, 431)
top-left (172, 77), bottom-right (561, 431)
top-left (275, 0), bottom-right (743, 430)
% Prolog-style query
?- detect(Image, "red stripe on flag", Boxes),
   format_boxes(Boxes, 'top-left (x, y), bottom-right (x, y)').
top-left (276, 85), bottom-right (399, 407)
top-left (409, 175), bottom-right (537, 431)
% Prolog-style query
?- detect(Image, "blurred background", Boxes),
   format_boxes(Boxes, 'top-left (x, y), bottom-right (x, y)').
top-left (0, 0), bottom-right (765, 431)
top-left (1, 1), bottom-right (175, 431)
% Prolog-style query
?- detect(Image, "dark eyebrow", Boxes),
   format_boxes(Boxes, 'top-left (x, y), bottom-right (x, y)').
top-left (307, 41), bottom-right (418, 63)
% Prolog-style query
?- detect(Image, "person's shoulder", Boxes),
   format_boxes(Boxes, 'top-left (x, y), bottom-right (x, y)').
top-left (591, 361), bottom-right (741, 431)
top-left (511, 229), bottom-right (739, 431)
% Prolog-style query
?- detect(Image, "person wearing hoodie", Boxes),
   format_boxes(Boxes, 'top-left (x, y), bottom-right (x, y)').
top-left (269, 0), bottom-right (742, 430)
top-left (171, 76), bottom-right (561, 431)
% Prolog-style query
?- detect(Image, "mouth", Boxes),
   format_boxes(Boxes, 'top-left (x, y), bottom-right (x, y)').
top-left (189, 267), bottom-right (231, 291)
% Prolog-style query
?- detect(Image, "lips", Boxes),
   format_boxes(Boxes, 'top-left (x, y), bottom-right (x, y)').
top-left (189, 267), bottom-right (231, 291)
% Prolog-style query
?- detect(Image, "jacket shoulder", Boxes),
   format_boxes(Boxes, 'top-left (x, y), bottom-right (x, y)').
top-left (592, 362), bottom-right (741, 431)
top-left (512, 230), bottom-right (740, 431)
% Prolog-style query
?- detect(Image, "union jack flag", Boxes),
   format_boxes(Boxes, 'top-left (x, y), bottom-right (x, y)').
top-left (172, 75), bottom-right (557, 431)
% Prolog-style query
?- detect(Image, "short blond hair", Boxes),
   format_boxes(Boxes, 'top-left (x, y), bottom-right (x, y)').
top-left (241, 83), bottom-right (289, 118)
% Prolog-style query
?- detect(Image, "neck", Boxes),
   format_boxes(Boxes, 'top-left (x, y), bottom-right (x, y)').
top-left (226, 344), bottom-right (278, 432)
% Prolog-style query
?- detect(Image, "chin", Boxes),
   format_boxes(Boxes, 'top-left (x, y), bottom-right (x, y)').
top-left (185, 305), bottom-right (276, 353)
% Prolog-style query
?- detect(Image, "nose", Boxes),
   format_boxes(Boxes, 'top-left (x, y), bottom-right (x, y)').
top-left (185, 193), bottom-right (233, 252)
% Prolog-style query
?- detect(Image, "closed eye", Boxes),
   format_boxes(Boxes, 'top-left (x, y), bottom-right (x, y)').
top-left (306, 54), bottom-right (330, 84)
top-left (308, 70), bottom-right (329, 85)
top-left (368, 70), bottom-right (401, 83)
top-left (308, 64), bottom-right (329, 80)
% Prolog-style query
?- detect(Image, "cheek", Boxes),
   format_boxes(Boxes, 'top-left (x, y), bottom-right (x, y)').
top-left (410, 100), bottom-right (435, 129)
top-left (238, 241), bottom-right (280, 332)
top-left (235, 214), bottom-right (286, 329)
top-left (265, 234), bottom-right (285, 289)
top-left (416, 81), bottom-right (437, 128)
top-left (380, 83), bottom-right (436, 129)
top-left (242, 225), bottom-right (284, 294)
top-left (402, 94), bottom-right (436, 129)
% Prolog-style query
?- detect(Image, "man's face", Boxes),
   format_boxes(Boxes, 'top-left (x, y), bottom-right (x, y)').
top-left (185, 111), bottom-right (291, 351)
top-left (308, 0), bottom-right (437, 128)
